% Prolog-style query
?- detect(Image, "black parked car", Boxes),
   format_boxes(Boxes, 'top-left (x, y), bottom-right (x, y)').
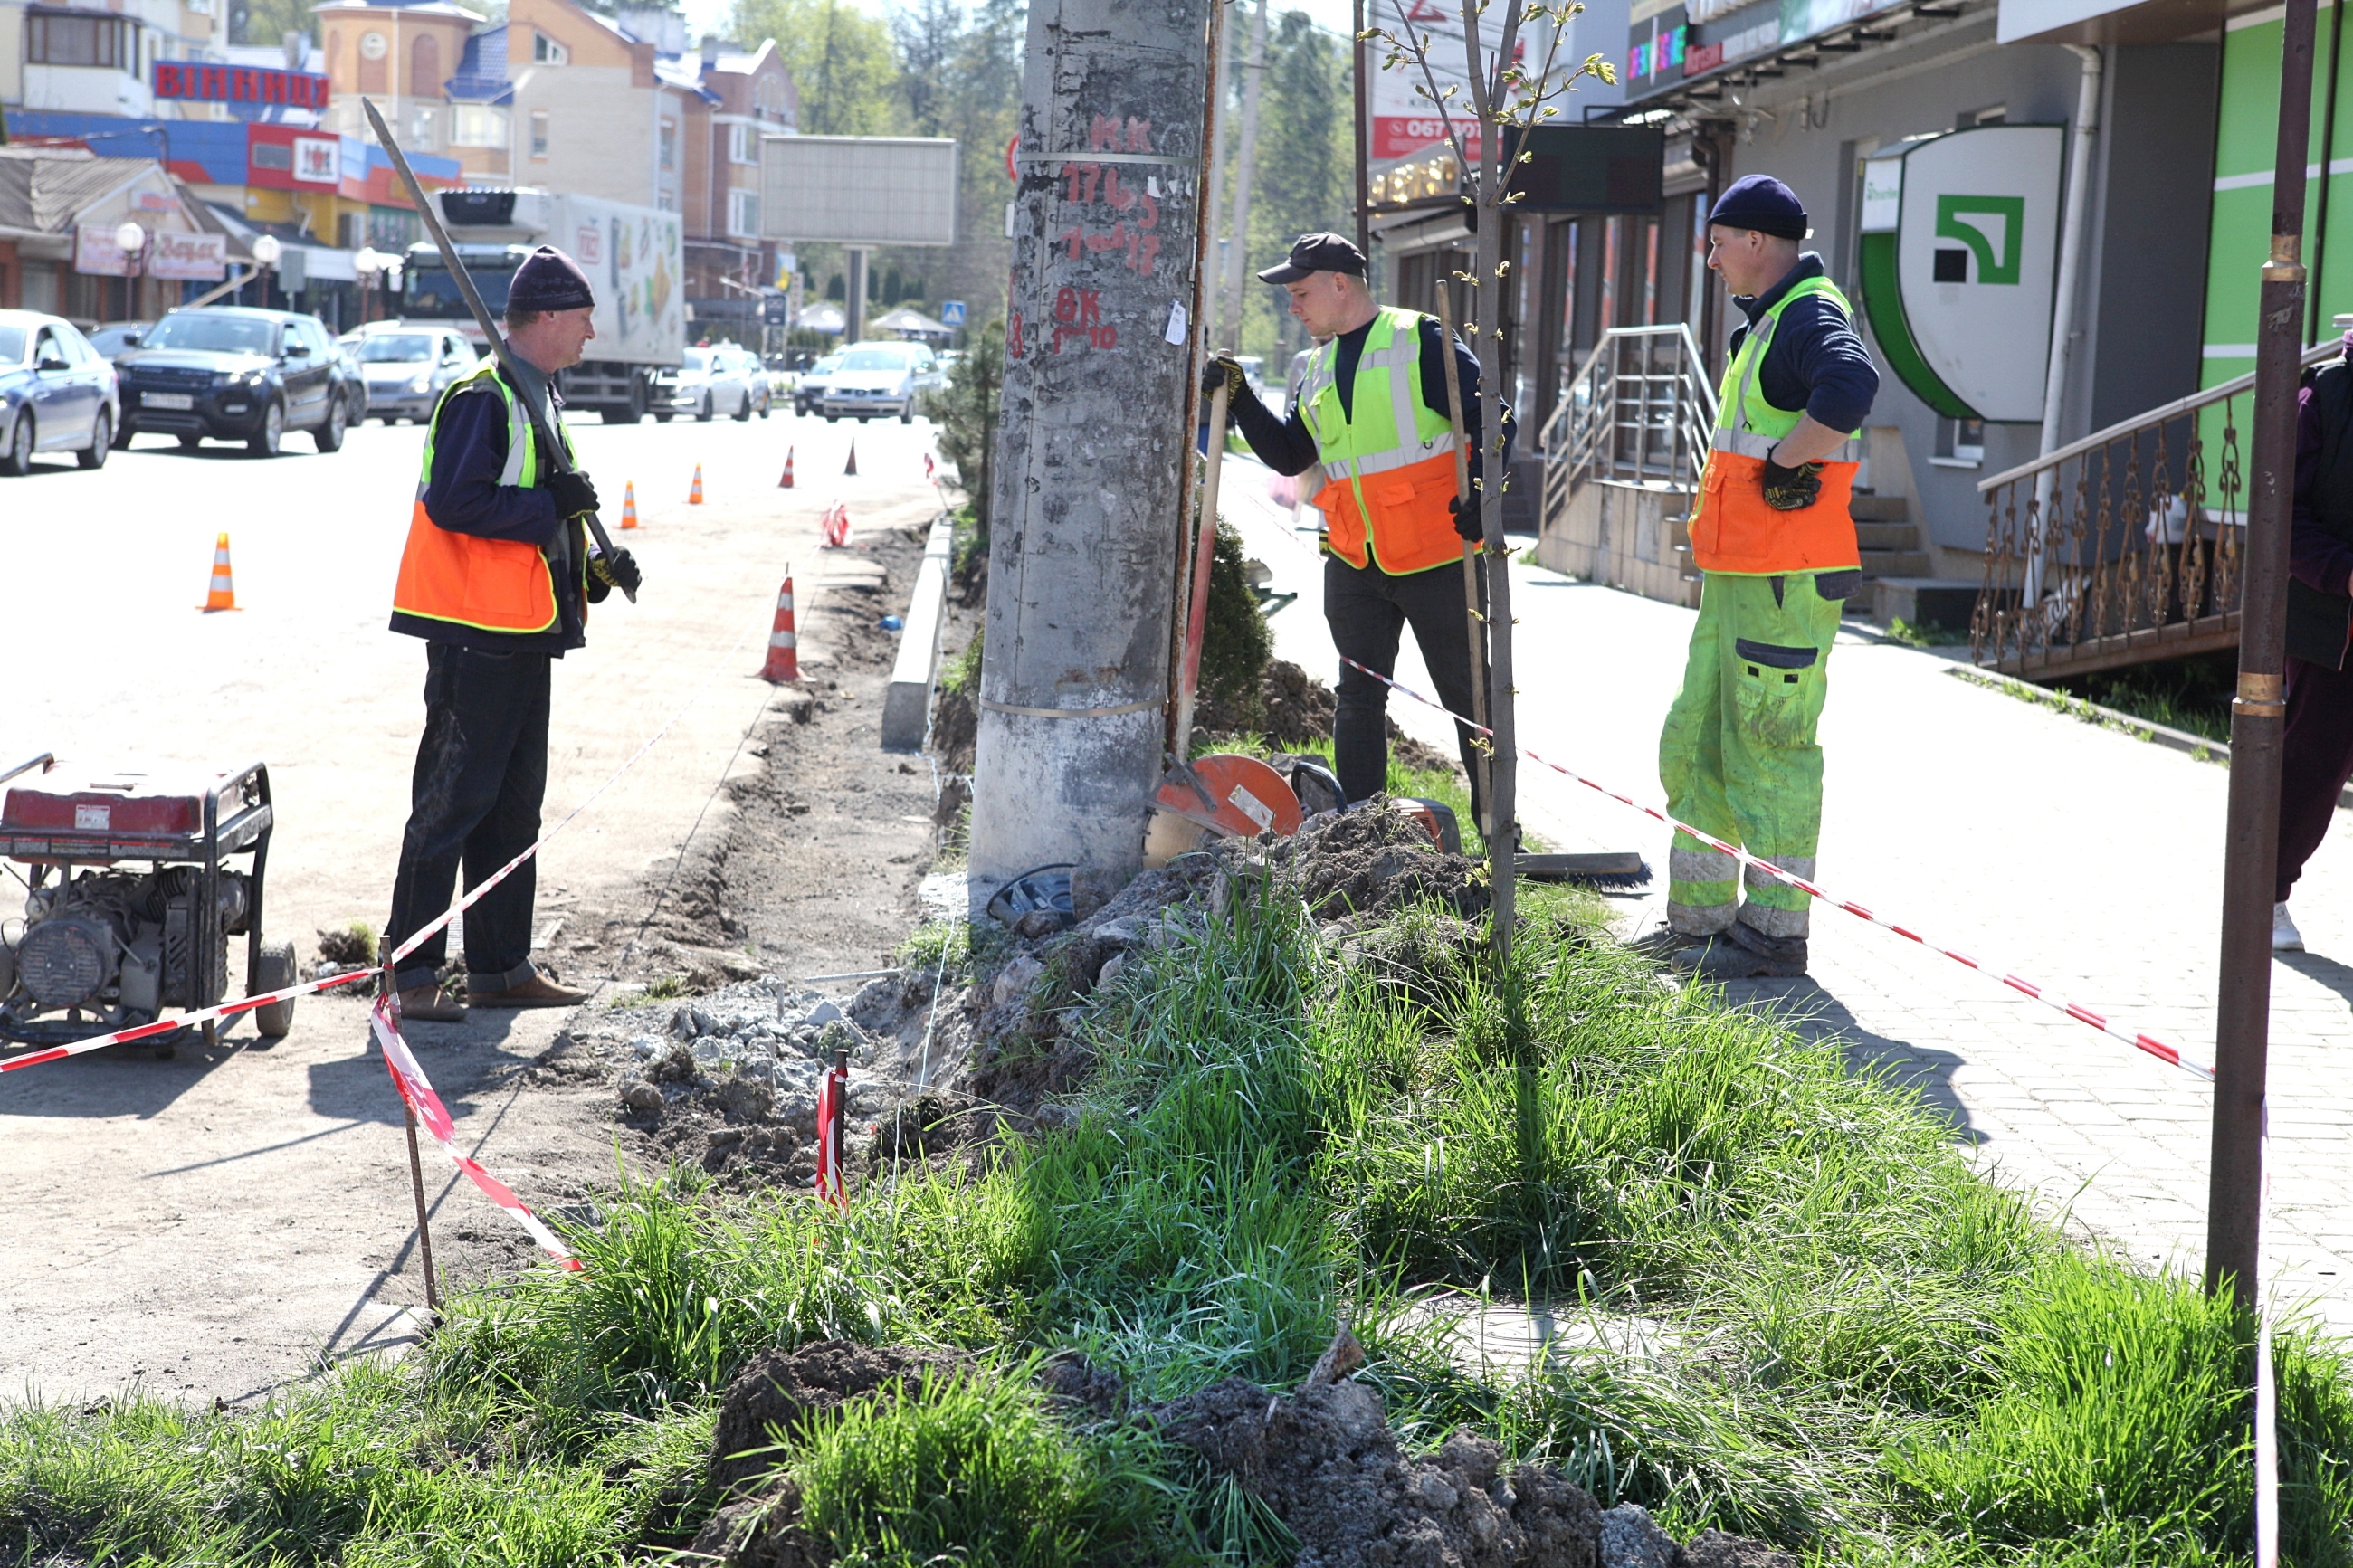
top-left (116, 307), bottom-right (362, 456)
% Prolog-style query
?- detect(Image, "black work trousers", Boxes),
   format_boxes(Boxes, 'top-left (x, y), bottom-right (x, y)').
top-left (386, 643), bottom-right (551, 992)
top-left (1326, 551), bottom-right (1485, 825)
top-left (2275, 652), bottom-right (2353, 904)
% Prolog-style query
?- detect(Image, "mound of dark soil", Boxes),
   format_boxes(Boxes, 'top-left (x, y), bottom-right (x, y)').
top-left (1194, 659), bottom-right (1459, 775)
top-left (1156, 1372), bottom-right (1602, 1566)
top-left (706, 1338), bottom-right (976, 1496)
top-left (1273, 801), bottom-right (1491, 926)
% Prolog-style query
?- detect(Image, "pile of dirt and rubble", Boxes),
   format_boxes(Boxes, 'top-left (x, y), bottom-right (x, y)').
top-left (681, 1331), bottom-right (1797, 1568)
top-left (1193, 658), bottom-right (1458, 774)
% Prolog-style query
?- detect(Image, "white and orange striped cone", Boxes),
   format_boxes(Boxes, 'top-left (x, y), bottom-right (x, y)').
top-left (843, 442), bottom-right (858, 478)
top-left (688, 463), bottom-right (705, 505)
top-left (778, 448), bottom-right (795, 489)
top-left (620, 481), bottom-right (639, 529)
top-left (821, 504), bottom-right (852, 549)
top-left (759, 568), bottom-right (799, 683)
top-left (197, 532), bottom-right (240, 612)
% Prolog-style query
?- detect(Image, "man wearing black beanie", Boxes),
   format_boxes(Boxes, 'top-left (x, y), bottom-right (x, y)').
top-left (383, 244), bottom-right (643, 1022)
top-left (1655, 175), bottom-right (1878, 979)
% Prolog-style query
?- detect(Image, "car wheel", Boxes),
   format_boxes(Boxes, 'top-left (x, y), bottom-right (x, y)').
top-left (899, 409), bottom-right (913, 426)
top-left (733, 389), bottom-right (752, 422)
top-left (826, 414), bottom-right (840, 423)
top-left (696, 394), bottom-right (714, 423)
top-left (757, 399), bottom-right (770, 420)
top-left (653, 411), bottom-right (674, 423)
top-left (112, 416), bottom-right (136, 450)
top-left (177, 433), bottom-right (204, 451)
top-left (0, 411), bottom-right (33, 477)
top-left (78, 410), bottom-right (110, 469)
top-left (248, 399), bottom-right (284, 458)
top-left (312, 394), bottom-right (347, 453)
top-left (857, 414), bottom-right (872, 424)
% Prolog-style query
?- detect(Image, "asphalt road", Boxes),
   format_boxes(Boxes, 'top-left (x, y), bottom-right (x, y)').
top-left (0, 401), bottom-right (944, 1406)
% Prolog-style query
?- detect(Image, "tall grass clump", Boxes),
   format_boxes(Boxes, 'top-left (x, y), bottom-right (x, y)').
top-left (792, 1364), bottom-right (1192, 1568)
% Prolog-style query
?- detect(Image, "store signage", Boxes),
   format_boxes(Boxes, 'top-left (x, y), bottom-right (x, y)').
top-left (1858, 124), bottom-right (2064, 423)
top-left (150, 231), bottom-right (229, 281)
top-left (1364, 6), bottom-right (1538, 162)
top-left (152, 61), bottom-right (330, 108)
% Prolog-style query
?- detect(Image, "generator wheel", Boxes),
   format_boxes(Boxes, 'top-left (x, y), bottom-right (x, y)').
top-left (252, 939), bottom-right (299, 1040)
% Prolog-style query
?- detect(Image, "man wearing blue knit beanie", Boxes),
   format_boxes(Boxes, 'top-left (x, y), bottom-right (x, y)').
top-left (1654, 174), bottom-right (1879, 979)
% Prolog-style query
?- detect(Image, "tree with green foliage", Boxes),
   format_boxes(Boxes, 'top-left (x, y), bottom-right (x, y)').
top-left (727, 0), bottom-right (897, 134)
top-left (922, 317), bottom-right (1004, 541)
top-left (1240, 12), bottom-right (1353, 363)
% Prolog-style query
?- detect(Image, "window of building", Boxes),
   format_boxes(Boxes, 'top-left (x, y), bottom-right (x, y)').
top-left (452, 105), bottom-right (509, 147)
top-left (756, 78), bottom-right (784, 122)
top-left (728, 187), bottom-right (759, 238)
top-left (532, 31), bottom-right (567, 64)
top-left (660, 118), bottom-right (678, 170)
top-left (410, 33), bottom-right (439, 98)
top-left (729, 122), bottom-right (756, 165)
top-left (529, 109), bottom-right (549, 159)
top-left (1934, 415), bottom-right (1986, 467)
top-left (28, 12), bottom-right (137, 69)
top-left (409, 104), bottom-right (436, 148)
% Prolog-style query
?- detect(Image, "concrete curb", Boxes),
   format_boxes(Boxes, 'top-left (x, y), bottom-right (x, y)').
top-left (881, 509), bottom-right (956, 751)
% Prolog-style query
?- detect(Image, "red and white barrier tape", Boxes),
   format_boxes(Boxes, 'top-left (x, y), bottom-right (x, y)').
top-left (0, 965), bottom-right (375, 1071)
top-left (1338, 655), bottom-right (2216, 1083)
top-left (370, 994), bottom-right (582, 1270)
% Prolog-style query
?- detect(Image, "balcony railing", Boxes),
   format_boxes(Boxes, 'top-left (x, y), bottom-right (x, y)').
top-left (1971, 342), bottom-right (2341, 680)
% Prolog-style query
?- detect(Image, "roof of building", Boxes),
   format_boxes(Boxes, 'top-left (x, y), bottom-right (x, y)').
top-left (445, 23), bottom-right (511, 102)
top-left (310, 0), bottom-right (489, 19)
top-left (0, 147), bottom-right (153, 234)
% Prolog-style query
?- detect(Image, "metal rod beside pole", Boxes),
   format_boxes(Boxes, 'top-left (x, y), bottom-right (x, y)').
top-left (2207, 0), bottom-right (2316, 1316)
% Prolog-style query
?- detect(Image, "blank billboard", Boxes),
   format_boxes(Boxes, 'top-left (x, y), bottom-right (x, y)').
top-left (760, 136), bottom-right (959, 246)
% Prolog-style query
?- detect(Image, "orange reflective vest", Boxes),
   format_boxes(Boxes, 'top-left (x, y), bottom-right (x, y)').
top-left (391, 360), bottom-right (580, 636)
top-left (1688, 274), bottom-right (1862, 576)
top-left (1300, 307), bottom-right (1463, 575)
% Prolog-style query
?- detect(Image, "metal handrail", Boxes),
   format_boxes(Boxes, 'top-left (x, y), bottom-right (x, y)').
top-left (1543, 323), bottom-right (1716, 493)
top-left (1979, 338), bottom-right (2344, 495)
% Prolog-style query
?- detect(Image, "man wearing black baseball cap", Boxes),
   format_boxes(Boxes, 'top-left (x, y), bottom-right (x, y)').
top-left (1654, 174), bottom-right (1878, 980)
top-left (383, 244), bottom-right (642, 1022)
top-left (1207, 231), bottom-right (1510, 821)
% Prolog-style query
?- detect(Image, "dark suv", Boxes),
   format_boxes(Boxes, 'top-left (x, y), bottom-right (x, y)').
top-left (116, 307), bottom-right (362, 456)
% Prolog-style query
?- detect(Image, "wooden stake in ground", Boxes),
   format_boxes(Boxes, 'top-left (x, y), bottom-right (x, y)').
top-left (381, 955), bottom-right (440, 1315)
top-left (1428, 282), bottom-right (1491, 845)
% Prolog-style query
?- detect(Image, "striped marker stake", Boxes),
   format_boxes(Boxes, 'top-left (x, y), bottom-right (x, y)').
top-left (759, 566), bottom-right (799, 683)
top-left (381, 958), bottom-right (441, 1312)
top-left (197, 532), bottom-right (239, 612)
top-left (815, 1046), bottom-right (849, 1207)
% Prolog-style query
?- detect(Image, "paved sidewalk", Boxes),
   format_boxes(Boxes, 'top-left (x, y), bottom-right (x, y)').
top-left (1222, 455), bottom-right (2353, 1341)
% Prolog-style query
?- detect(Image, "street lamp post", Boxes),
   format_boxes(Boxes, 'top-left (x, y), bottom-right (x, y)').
top-left (252, 233), bottom-right (283, 311)
top-left (355, 245), bottom-right (385, 324)
top-left (112, 220), bottom-right (146, 323)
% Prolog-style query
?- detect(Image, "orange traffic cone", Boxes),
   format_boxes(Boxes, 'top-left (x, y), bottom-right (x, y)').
top-left (620, 480), bottom-right (639, 529)
top-left (778, 448), bottom-right (795, 489)
top-left (759, 568), bottom-right (799, 683)
top-left (822, 504), bottom-right (852, 549)
top-left (843, 442), bottom-right (858, 478)
top-left (689, 463), bottom-right (705, 505)
top-left (198, 532), bottom-right (239, 612)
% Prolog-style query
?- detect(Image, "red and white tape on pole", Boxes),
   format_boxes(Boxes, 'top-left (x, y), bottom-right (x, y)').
top-left (1339, 654), bottom-right (2217, 1083)
top-left (369, 994), bottom-right (582, 1269)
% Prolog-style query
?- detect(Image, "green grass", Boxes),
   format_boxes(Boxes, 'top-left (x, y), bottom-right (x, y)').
top-left (5, 882), bottom-right (2348, 1565)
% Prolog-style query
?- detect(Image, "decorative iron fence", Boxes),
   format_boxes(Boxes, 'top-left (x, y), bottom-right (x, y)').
top-left (1972, 342), bottom-right (2339, 680)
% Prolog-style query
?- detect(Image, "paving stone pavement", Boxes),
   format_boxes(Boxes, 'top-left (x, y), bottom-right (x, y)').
top-left (1224, 457), bottom-right (2353, 1342)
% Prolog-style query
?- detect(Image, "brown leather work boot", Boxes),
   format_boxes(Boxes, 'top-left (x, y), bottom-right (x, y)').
top-left (397, 985), bottom-right (467, 1024)
top-left (468, 972), bottom-right (588, 1009)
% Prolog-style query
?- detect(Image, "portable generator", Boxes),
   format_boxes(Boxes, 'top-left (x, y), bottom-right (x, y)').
top-left (0, 755), bottom-right (297, 1054)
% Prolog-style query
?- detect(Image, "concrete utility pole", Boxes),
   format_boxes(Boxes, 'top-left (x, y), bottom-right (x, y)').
top-left (1220, 0), bottom-right (1270, 350)
top-left (2207, 0), bottom-right (2316, 1316)
top-left (968, 0), bottom-right (1215, 900)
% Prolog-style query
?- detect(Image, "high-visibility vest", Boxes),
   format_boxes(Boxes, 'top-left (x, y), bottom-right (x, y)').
top-left (390, 359), bottom-right (583, 635)
top-left (1688, 274), bottom-right (1862, 575)
top-left (1298, 306), bottom-right (1462, 575)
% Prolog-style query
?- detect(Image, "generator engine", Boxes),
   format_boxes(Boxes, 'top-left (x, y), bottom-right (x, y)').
top-left (0, 760), bottom-right (294, 1051)
top-left (3, 865), bottom-right (253, 1031)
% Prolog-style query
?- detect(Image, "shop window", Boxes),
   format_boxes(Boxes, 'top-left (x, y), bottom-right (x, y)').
top-left (1934, 414), bottom-right (1985, 468)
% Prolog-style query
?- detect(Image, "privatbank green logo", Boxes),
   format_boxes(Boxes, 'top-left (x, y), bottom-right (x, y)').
top-left (1933, 195), bottom-right (2025, 285)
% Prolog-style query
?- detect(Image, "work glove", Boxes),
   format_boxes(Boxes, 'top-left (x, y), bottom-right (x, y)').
top-left (1200, 352), bottom-right (1247, 403)
top-left (587, 546), bottom-right (641, 603)
top-left (545, 469), bottom-right (600, 521)
top-left (1450, 493), bottom-right (1483, 542)
top-left (1760, 450), bottom-right (1824, 511)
